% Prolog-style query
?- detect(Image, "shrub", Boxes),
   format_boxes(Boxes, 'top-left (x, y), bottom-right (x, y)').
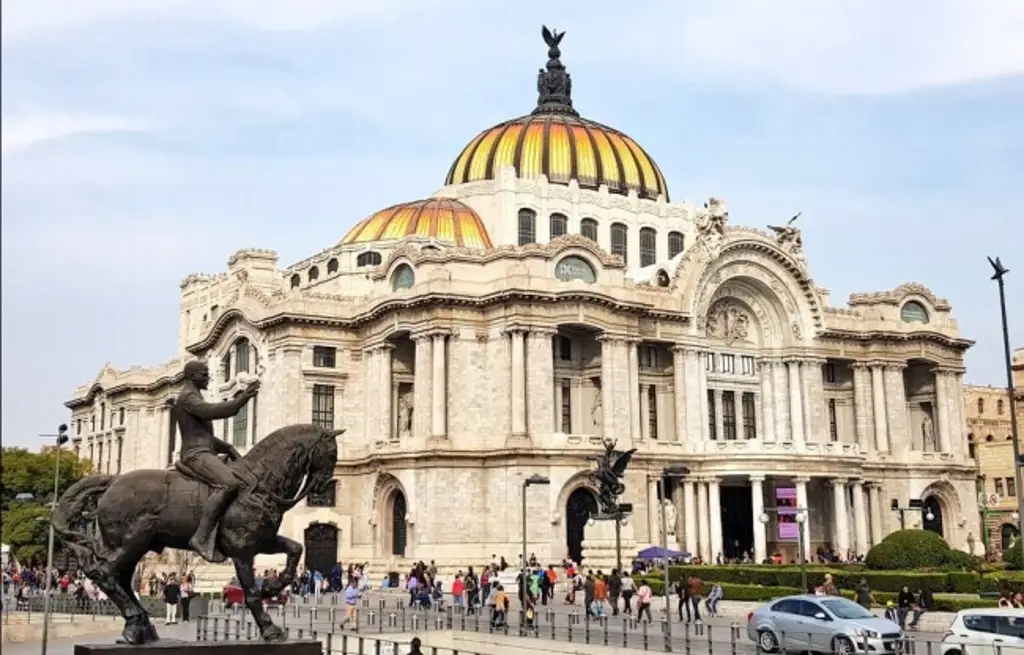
top-left (1004, 538), bottom-right (1023, 570)
top-left (866, 530), bottom-right (950, 570)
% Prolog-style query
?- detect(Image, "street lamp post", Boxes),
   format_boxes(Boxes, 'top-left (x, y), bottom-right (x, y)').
top-left (989, 256), bottom-right (1024, 546)
top-left (658, 464), bottom-right (689, 650)
top-left (40, 423), bottom-right (70, 655)
top-left (760, 507), bottom-right (809, 592)
top-left (521, 474), bottom-right (550, 618)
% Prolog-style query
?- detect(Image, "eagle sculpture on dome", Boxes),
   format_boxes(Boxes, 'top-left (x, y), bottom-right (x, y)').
top-left (542, 25), bottom-right (565, 50)
top-left (535, 25), bottom-right (575, 114)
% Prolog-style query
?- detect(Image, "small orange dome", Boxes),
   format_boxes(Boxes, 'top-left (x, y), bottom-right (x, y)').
top-left (341, 198), bottom-right (492, 249)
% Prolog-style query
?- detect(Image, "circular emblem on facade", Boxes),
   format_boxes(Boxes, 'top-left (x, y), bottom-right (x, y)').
top-left (391, 264), bottom-right (415, 291)
top-left (555, 256), bottom-right (596, 284)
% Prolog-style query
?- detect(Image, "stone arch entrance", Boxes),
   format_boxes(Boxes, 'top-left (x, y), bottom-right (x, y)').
top-left (303, 523), bottom-right (338, 576)
top-left (390, 491), bottom-right (408, 557)
top-left (1001, 523), bottom-right (1020, 551)
top-left (922, 496), bottom-right (944, 536)
top-left (566, 487), bottom-right (598, 564)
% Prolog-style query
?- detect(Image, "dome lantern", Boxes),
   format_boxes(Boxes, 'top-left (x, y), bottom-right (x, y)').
top-left (533, 26), bottom-right (578, 117)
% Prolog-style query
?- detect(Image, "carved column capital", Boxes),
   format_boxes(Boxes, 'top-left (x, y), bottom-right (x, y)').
top-left (793, 475), bottom-right (812, 484)
top-left (749, 474), bottom-right (767, 484)
top-left (850, 362), bottom-right (873, 372)
top-left (500, 325), bottom-right (530, 337)
top-left (528, 327), bottom-right (559, 338)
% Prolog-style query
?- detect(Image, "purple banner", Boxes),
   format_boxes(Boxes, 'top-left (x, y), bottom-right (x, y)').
top-left (776, 487), bottom-right (799, 541)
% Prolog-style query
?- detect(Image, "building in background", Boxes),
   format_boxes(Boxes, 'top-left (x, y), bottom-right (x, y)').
top-left (65, 29), bottom-right (979, 583)
top-left (965, 382), bottom-right (1019, 556)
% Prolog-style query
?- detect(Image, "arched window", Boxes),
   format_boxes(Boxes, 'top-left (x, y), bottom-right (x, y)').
top-left (118, 407), bottom-right (125, 426)
top-left (290, 273), bottom-right (301, 289)
top-left (978, 398), bottom-right (985, 414)
top-left (900, 300), bottom-right (929, 323)
top-left (610, 223), bottom-right (628, 263)
top-left (518, 208), bottom-right (536, 245)
top-left (549, 213), bottom-right (568, 240)
top-left (986, 434), bottom-right (994, 442)
top-left (997, 399), bottom-right (1004, 415)
top-left (234, 338), bottom-right (251, 374)
top-left (639, 227), bottom-right (657, 267)
top-left (391, 264), bottom-right (415, 291)
top-left (327, 258), bottom-right (339, 274)
top-left (580, 218), bottom-right (598, 242)
top-left (308, 266), bottom-right (319, 282)
top-left (668, 231), bottom-right (685, 258)
top-left (356, 251), bottom-right (382, 267)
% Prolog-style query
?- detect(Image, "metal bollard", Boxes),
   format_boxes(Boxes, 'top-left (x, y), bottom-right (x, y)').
top-left (388, 612), bottom-right (396, 628)
top-left (435, 615), bottom-right (445, 630)
top-left (212, 617), bottom-right (220, 641)
top-left (730, 621), bottom-right (739, 655)
top-left (292, 604), bottom-right (299, 618)
top-left (234, 618), bottom-right (242, 640)
top-left (411, 614), bottom-right (419, 631)
top-left (642, 617), bottom-right (649, 650)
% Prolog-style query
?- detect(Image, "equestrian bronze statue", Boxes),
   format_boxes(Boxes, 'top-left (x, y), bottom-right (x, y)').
top-left (52, 360), bottom-right (343, 645)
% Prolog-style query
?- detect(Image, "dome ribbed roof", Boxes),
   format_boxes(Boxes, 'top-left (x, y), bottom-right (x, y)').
top-left (341, 198), bottom-right (492, 249)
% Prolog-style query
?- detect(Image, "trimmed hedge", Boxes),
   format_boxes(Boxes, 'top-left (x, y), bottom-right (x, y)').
top-left (1005, 538), bottom-right (1023, 570)
top-left (865, 530), bottom-right (953, 570)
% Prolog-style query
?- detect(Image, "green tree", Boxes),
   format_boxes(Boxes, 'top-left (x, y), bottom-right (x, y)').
top-left (1, 446), bottom-right (91, 510)
top-left (1, 447), bottom-right (91, 563)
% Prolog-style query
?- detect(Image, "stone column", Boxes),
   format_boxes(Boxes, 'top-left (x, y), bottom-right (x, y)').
top-left (380, 344), bottom-right (394, 439)
top-left (697, 480), bottom-right (710, 561)
top-left (628, 341), bottom-right (641, 440)
top-left (870, 364), bottom-right (889, 452)
top-left (570, 379), bottom-right (584, 434)
top-left (851, 480), bottom-right (869, 557)
top-left (708, 477), bottom-right (723, 561)
top-left (685, 349), bottom-right (703, 444)
top-left (673, 347), bottom-right (687, 443)
top-left (795, 476), bottom-right (811, 562)
top-left (647, 477), bottom-right (660, 546)
top-left (363, 348), bottom-right (379, 440)
top-left (867, 482), bottom-right (883, 545)
top-left (431, 334), bottom-right (447, 437)
top-left (884, 363), bottom-right (909, 454)
top-left (526, 330), bottom-right (555, 438)
top-left (600, 337), bottom-right (616, 441)
top-left (510, 330), bottom-right (527, 436)
top-left (698, 351), bottom-right (710, 442)
top-left (831, 479), bottom-right (850, 559)
top-left (640, 384), bottom-right (652, 440)
top-left (787, 359), bottom-right (805, 446)
top-left (772, 361), bottom-right (791, 442)
top-left (934, 369), bottom-right (951, 453)
top-left (734, 390), bottom-right (745, 439)
top-left (683, 480), bottom-right (698, 556)
top-left (804, 359), bottom-right (826, 442)
top-left (759, 359), bottom-right (776, 442)
top-left (851, 364), bottom-right (872, 452)
top-left (751, 475), bottom-right (767, 563)
top-left (713, 389), bottom-right (725, 441)
top-left (413, 335), bottom-right (433, 439)
top-left (950, 372), bottom-right (967, 456)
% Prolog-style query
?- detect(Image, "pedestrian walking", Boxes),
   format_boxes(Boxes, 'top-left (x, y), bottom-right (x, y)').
top-left (163, 573), bottom-right (180, 625)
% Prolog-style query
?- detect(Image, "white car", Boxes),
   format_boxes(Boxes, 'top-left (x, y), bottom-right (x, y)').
top-left (941, 608), bottom-right (1024, 655)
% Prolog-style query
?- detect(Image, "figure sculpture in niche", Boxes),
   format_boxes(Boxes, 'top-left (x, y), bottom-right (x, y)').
top-left (398, 395), bottom-right (413, 437)
top-left (589, 439), bottom-right (636, 516)
top-left (52, 360), bottom-right (343, 645)
top-left (663, 499), bottom-right (677, 536)
top-left (921, 412), bottom-right (935, 452)
top-left (591, 387), bottom-right (602, 428)
top-left (768, 213), bottom-right (807, 265)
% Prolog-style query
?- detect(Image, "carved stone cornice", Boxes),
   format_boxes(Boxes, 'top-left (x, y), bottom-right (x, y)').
top-left (528, 327), bottom-right (559, 338)
top-left (410, 328), bottom-right (452, 342)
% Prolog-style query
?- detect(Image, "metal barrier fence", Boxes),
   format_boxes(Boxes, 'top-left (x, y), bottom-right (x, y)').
top-left (200, 601), bottom-right (966, 654)
top-left (2, 595), bottom-right (205, 624)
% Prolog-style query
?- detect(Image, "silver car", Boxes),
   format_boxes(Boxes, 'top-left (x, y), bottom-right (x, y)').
top-left (747, 594), bottom-right (904, 654)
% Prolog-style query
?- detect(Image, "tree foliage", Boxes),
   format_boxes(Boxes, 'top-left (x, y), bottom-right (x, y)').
top-left (1, 447), bottom-right (91, 564)
top-left (865, 529), bottom-right (954, 570)
top-left (1005, 537), bottom-right (1023, 570)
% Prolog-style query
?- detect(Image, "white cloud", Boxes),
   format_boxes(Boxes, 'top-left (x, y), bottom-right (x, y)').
top-left (621, 0), bottom-right (1024, 95)
top-left (1, 111), bottom-right (152, 155)
top-left (1, 0), bottom-right (447, 42)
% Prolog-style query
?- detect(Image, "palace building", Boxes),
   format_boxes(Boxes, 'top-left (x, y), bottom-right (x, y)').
top-left (66, 29), bottom-right (980, 579)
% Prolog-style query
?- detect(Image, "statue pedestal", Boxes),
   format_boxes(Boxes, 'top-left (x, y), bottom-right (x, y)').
top-left (74, 641), bottom-right (322, 655)
top-left (582, 519), bottom-right (636, 571)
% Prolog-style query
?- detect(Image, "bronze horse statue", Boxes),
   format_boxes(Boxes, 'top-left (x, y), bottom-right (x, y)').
top-left (52, 423), bottom-right (342, 644)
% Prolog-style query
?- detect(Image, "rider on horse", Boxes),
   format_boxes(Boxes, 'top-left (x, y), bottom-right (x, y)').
top-left (174, 360), bottom-right (259, 562)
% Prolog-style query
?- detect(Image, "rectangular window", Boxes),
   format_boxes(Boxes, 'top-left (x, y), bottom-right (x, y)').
top-left (642, 346), bottom-right (658, 368)
top-left (116, 438), bottom-right (123, 474)
top-left (825, 363), bottom-right (837, 384)
top-left (560, 379), bottom-right (571, 433)
top-left (742, 392), bottom-right (757, 440)
top-left (996, 478), bottom-right (1005, 496)
top-left (722, 391), bottom-right (737, 440)
top-left (707, 389), bottom-right (717, 440)
top-left (313, 346), bottom-right (337, 368)
top-left (100, 406), bottom-right (106, 431)
top-left (76, 420), bottom-right (82, 435)
top-left (648, 386), bottom-right (659, 439)
top-left (232, 403), bottom-right (249, 447)
top-left (222, 355), bottom-right (231, 382)
top-left (706, 354), bottom-right (716, 373)
top-left (98, 442), bottom-right (104, 471)
top-left (558, 336), bottom-right (572, 361)
top-left (223, 418), bottom-right (229, 440)
top-left (307, 480), bottom-right (337, 508)
top-left (721, 355), bottom-right (735, 374)
top-left (312, 384), bottom-right (336, 429)
top-left (1008, 478), bottom-right (1017, 497)
top-left (119, 407), bottom-right (125, 426)
top-left (741, 356), bottom-right (755, 376)
top-left (828, 398), bottom-right (838, 442)
top-left (251, 396), bottom-right (258, 445)
top-left (235, 341), bottom-right (250, 374)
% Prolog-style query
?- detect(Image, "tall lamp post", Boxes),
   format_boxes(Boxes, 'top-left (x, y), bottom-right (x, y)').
top-left (759, 507), bottom-right (809, 592)
top-left (658, 464), bottom-right (689, 650)
top-left (40, 423), bottom-right (70, 655)
top-left (521, 474), bottom-right (550, 616)
top-left (989, 256), bottom-right (1024, 545)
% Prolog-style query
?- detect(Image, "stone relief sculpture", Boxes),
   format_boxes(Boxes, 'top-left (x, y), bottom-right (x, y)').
top-left (695, 197), bottom-right (728, 259)
top-left (706, 301), bottom-right (751, 344)
top-left (921, 412), bottom-right (935, 452)
top-left (767, 212), bottom-right (806, 266)
top-left (51, 360), bottom-right (343, 644)
top-left (591, 387), bottom-right (602, 428)
top-left (663, 499), bottom-right (677, 536)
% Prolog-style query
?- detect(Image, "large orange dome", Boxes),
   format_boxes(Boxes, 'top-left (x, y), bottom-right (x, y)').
top-left (340, 198), bottom-right (492, 249)
top-left (444, 26), bottom-right (669, 201)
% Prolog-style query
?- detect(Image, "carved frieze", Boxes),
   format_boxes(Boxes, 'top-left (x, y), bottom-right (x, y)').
top-left (705, 300), bottom-right (751, 345)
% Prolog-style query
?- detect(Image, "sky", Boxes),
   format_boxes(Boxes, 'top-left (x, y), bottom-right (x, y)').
top-left (2, 0), bottom-right (1023, 446)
